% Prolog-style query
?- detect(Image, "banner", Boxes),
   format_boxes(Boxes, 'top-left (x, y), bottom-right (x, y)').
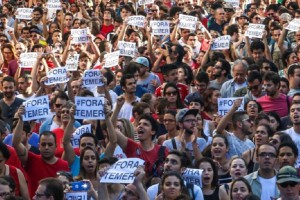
top-left (100, 158), bottom-right (145, 184)
top-left (286, 19), bottom-right (300, 32)
top-left (74, 96), bottom-right (105, 120)
top-left (66, 54), bottom-right (79, 71)
top-left (71, 124), bottom-right (92, 148)
top-left (150, 21), bottom-right (170, 35)
top-left (22, 96), bottom-right (50, 121)
top-left (66, 192), bottom-right (87, 200)
top-left (138, 0), bottom-right (154, 5)
top-left (128, 16), bottom-right (145, 27)
top-left (45, 67), bottom-right (69, 85)
top-left (245, 24), bottom-right (265, 39)
top-left (46, 0), bottom-right (61, 9)
top-left (182, 168), bottom-right (203, 187)
top-left (178, 14), bottom-right (198, 31)
top-left (224, 0), bottom-right (239, 8)
top-left (19, 52), bottom-right (39, 68)
top-left (16, 8), bottom-right (33, 20)
top-left (82, 69), bottom-right (103, 87)
top-left (118, 41), bottom-right (136, 57)
top-left (211, 35), bottom-right (231, 50)
top-left (104, 51), bottom-right (119, 68)
top-left (218, 98), bottom-right (244, 116)
top-left (71, 29), bottom-right (89, 44)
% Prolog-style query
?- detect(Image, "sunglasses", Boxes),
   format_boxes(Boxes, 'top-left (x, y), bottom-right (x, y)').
top-left (279, 182), bottom-right (298, 188)
top-left (248, 85), bottom-right (260, 91)
top-left (258, 152), bottom-right (276, 158)
top-left (55, 104), bottom-right (62, 108)
top-left (166, 91), bottom-right (177, 96)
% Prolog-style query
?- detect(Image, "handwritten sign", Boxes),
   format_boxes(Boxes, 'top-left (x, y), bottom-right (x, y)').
top-left (128, 16), bottom-right (145, 27)
top-left (150, 21), bottom-right (170, 35)
top-left (182, 168), bottom-right (203, 187)
top-left (224, 0), bottom-right (239, 8)
top-left (245, 23), bottom-right (265, 39)
top-left (45, 67), bottom-right (69, 85)
top-left (20, 52), bottom-right (39, 68)
top-left (70, 124), bottom-right (92, 148)
top-left (71, 29), bottom-right (89, 44)
top-left (118, 41), bottom-right (136, 57)
top-left (66, 54), bottom-right (79, 71)
top-left (22, 96), bottom-right (50, 121)
top-left (66, 192), bottom-right (87, 200)
top-left (47, 0), bottom-right (61, 9)
top-left (138, 0), bottom-right (154, 5)
top-left (218, 98), bottom-right (244, 116)
top-left (211, 35), bottom-right (231, 50)
top-left (75, 96), bottom-right (105, 120)
top-left (286, 19), bottom-right (300, 32)
top-left (104, 51), bottom-right (120, 68)
top-left (82, 69), bottom-right (103, 87)
top-left (178, 14), bottom-right (198, 30)
top-left (100, 158), bottom-right (145, 184)
top-left (16, 8), bottom-right (33, 20)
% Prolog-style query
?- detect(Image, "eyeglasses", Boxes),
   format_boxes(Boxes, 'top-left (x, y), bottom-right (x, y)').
top-left (178, 3), bottom-right (184, 5)
top-left (165, 91), bottom-right (177, 96)
top-left (184, 119), bottom-right (197, 123)
top-left (279, 182), bottom-right (298, 188)
top-left (258, 152), bottom-right (276, 158)
top-left (55, 104), bottom-right (62, 108)
top-left (248, 85), bottom-right (260, 91)
top-left (150, 9), bottom-right (158, 12)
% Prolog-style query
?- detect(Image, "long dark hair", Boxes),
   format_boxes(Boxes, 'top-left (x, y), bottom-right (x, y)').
top-left (78, 147), bottom-right (99, 180)
top-left (163, 82), bottom-right (184, 109)
top-left (196, 157), bottom-right (219, 188)
top-left (230, 177), bottom-right (252, 200)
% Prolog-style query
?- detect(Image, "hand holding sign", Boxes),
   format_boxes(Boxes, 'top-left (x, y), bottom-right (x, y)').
top-left (133, 165), bottom-right (146, 184)
top-left (16, 105), bottom-right (26, 120)
top-left (233, 98), bottom-right (243, 109)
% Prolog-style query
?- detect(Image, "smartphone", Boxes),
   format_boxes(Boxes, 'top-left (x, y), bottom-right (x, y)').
top-left (70, 181), bottom-right (90, 191)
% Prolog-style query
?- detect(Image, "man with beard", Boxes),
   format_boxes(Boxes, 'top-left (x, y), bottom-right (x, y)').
top-left (220, 60), bottom-right (248, 98)
top-left (147, 150), bottom-right (204, 200)
top-left (283, 103), bottom-right (300, 168)
top-left (277, 142), bottom-right (298, 169)
top-left (287, 64), bottom-right (300, 97)
top-left (163, 108), bottom-right (207, 161)
top-left (13, 105), bottom-right (69, 198)
top-left (136, 57), bottom-right (160, 94)
top-left (31, 7), bottom-right (43, 31)
top-left (257, 71), bottom-right (291, 117)
top-left (208, 58), bottom-right (230, 90)
top-left (16, 75), bottom-right (35, 100)
top-left (233, 71), bottom-right (265, 103)
top-left (0, 76), bottom-right (23, 129)
top-left (215, 99), bottom-right (255, 157)
top-left (245, 144), bottom-right (280, 199)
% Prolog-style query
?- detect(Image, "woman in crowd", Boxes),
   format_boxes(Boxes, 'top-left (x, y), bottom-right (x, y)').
top-left (157, 110), bottom-right (178, 145)
top-left (230, 177), bottom-right (253, 200)
top-left (202, 88), bottom-right (221, 120)
top-left (244, 100), bottom-right (262, 123)
top-left (197, 157), bottom-right (229, 200)
top-left (242, 124), bottom-right (273, 173)
top-left (0, 43), bottom-right (19, 77)
top-left (163, 82), bottom-right (185, 110)
top-left (266, 111), bottom-right (282, 132)
top-left (269, 131), bottom-right (294, 149)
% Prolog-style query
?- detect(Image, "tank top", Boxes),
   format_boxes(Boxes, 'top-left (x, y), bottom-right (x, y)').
top-left (204, 186), bottom-right (219, 200)
top-left (247, 149), bottom-right (259, 174)
top-left (9, 165), bottom-right (20, 196)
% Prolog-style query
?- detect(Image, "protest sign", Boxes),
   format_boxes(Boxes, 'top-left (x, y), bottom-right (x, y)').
top-left (19, 52), bottom-right (39, 68)
top-left (45, 67), bottom-right (69, 85)
top-left (128, 16), bottom-right (145, 27)
top-left (245, 23), bottom-right (265, 39)
top-left (16, 8), bottom-right (33, 20)
top-left (66, 192), bottom-right (87, 200)
top-left (74, 96), bottom-right (105, 120)
top-left (150, 21), bottom-right (170, 35)
top-left (46, 0), bottom-right (61, 9)
top-left (100, 158), bottom-right (145, 184)
top-left (82, 69), bottom-right (103, 87)
top-left (286, 19), bottom-right (300, 32)
top-left (178, 14), bottom-right (198, 31)
top-left (138, 0), bottom-right (154, 5)
top-left (182, 168), bottom-right (203, 187)
top-left (211, 35), bottom-right (231, 50)
top-left (218, 98), bottom-right (244, 116)
top-left (70, 124), bottom-right (92, 148)
top-left (104, 51), bottom-right (120, 68)
top-left (71, 29), bottom-right (89, 44)
top-left (66, 54), bottom-right (79, 71)
top-left (224, 0), bottom-right (239, 8)
top-left (118, 41), bottom-right (136, 57)
top-left (22, 96), bottom-right (50, 121)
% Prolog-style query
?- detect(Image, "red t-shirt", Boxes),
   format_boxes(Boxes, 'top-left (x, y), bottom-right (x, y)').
top-left (100, 24), bottom-right (114, 37)
top-left (124, 139), bottom-right (168, 176)
top-left (25, 152), bottom-right (69, 197)
top-left (155, 83), bottom-right (189, 102)
top-left (6, 146), bottom-right (23, 170)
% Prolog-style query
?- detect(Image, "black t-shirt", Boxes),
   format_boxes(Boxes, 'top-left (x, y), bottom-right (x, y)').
top-left (0, 97), bottom-right (24, 129)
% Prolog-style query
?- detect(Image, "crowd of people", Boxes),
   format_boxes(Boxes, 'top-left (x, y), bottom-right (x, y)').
top-left (0, 0), bottom-right (298, 199)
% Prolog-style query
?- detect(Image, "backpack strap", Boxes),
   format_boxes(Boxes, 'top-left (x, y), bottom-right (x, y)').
top-left (171, 138), bottom-right (177, 150)
top-left (151, 146), bottom-right (166, 177)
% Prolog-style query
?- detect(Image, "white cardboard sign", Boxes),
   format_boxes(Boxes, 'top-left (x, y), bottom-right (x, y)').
top-left (47, 0), bottom-right (61, 9)
top-left (19, 52), bottom-right (39, 68)
top-left (74, 96), bottom-right (105, 120)
top-left (22, 95), bottom-right (50, 121)
top-left (178, 14), bottom-right (198, 31)
top-left (70, 124), bottom-right (92, 148)
top-left (118, 41), bottom-right (136, 57)
top-left (245, 23), bottom-right (265, 39)
top-left (45, 67), bottom-right (69, 85)
top-left (128, 16), bottom-right (145, 27)
top-left (211, 35), bottom-right (231, 50)
top-left (224, 0), bottom-right (239, 8)
top-left (66, 54), bottom-right (79, 71)
top-left (182, 168), bottom-right (203, 187)
top-left (82, 69), bottom-right (103, 87)
top-left (150, 21), bottom-right (170, 35)
top-left (71, 29), bottom-right (89, 44)
top-left (104, 51), bottom-right (120, 68)
top-left (218, 98), bottom-right (244, 116)
top-left (65, 192), bottom-right (87, 200)
top-left (286, 19), bottom-right (300, 32)
top-left (138, 0), bottom-right (154, 5)
top-left (16, 8), bottom-right (33, 20)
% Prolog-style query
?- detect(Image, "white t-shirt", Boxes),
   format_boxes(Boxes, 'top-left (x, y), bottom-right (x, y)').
top-left (259, 175), bottom-right (277, 200)
top-left (284, 127), bottom-right (300, 167)
top-left (234, 82), bottom-right (247, 91)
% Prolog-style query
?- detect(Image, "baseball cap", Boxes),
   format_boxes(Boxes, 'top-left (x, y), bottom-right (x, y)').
top-left (135, 57), bottom-right (149, 67)
top-left (30, 28), bottom-right (41, 35)
top-left (276, 166), bottom-right (300, 184)
top-left (176, 108), bottom-right (199, 122)
top-left (236, 14), bottom-right (249, 21)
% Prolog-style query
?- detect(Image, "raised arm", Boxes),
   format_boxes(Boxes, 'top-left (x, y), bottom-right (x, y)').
top-left (103, 100), bottom-right (117, 158)
top-left (278, 24), bottom-right (288, 53)
top-left (62, 106), bottom-right (76, 165)
top-left (170, 19), bottom-right (179, 43)
top-left (134, 166), bottom-right (149, 200)
top-left (12, 106), bottom-right (28, 166)
top-left (111, 95), bottom-right (125, 126)
top-left (262, 31), bottom-right (272, 61)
